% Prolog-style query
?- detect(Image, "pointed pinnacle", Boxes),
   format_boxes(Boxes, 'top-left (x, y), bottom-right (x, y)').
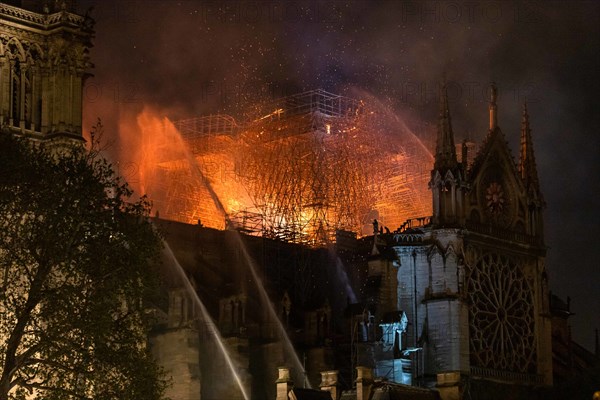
top-left (435, 83), bottom-right (457, 169)
top-left (519, 102), bottom-right (540, 193)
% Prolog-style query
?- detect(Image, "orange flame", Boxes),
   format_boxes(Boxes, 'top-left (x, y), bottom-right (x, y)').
top-left (114, 99), bottom-right (433, 244)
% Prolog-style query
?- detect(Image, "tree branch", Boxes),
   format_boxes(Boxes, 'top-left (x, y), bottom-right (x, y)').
top-left (0, 262), bottom-right (52, 396)
top-left (14, 381), bottom-right (92, 400)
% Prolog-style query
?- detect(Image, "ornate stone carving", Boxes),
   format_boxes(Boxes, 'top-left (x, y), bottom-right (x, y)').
top-left (0, 2), bottom-right (93, 139)
top-left (466, 251), bottom-right (537, 373)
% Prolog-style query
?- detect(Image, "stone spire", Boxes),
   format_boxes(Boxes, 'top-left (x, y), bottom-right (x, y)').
top-left (518, 102), bottom-right (540, 193)
top-left (489, 83), bottom-right (498, 131)
top-left (434, 85), bottom-right (457, 170)
top-left (431, 84), bottom-right (465, 227)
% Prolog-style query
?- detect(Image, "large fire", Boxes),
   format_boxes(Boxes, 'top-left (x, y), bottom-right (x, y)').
top-left (120, 90), bottom-right (432, 246)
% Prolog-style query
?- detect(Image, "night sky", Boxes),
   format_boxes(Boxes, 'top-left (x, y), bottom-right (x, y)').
top-left (79, 0), bottom-right (600, 351)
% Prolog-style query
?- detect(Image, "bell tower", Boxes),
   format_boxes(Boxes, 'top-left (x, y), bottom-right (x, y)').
top-left (0, 0), bottom-right (93, 143)
top-left (461, 84), bottom-right (553, 387)
top-left (393, 83), bottom-right (553, 395)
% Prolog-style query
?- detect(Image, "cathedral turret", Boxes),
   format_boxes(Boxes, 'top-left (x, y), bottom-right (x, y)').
top-left (430, 85), bottom-right (466, 226)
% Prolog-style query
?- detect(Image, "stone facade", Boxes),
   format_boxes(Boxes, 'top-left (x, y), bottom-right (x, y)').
top-left (389, 85), bottom-right (552, 391)
top-left (0, 1), bottom-right (93, 142)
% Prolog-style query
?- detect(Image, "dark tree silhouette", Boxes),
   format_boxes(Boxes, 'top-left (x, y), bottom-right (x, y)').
top-left (0, 129), bottom-right (167, 400)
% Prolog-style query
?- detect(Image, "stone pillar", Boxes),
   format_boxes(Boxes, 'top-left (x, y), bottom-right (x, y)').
top-left (450, 183), bottom-right (456, 217)
top-left (0, 57), bottom-right (5, 123)
top-left (8, 59), bottom-right (15, 126)
top-left (40, 68), bottom-right (50, 134)
top-left (276, 367), bottom-right (293, 400)
top-left (319, 370), bottom-right (340, 400)
top-left (436, 371), bottom-right (463, 400)
top-left (74, 70), bottom-right (84, 133)
top-left (30, 69), bottom-right (38, 131)
top-left (433, 184), bottom-right (440, 220)
top-left (19, 64), bottom-right (26, 129)
top-left (355, 366), bottom-right (373, 400)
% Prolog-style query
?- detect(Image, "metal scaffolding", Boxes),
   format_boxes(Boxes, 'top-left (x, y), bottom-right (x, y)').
top-left (150, 89), bottom-right (432, 245)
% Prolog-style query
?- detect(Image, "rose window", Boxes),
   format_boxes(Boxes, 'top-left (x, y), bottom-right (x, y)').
top-left (466, 253), bottom-right (536, 373)
top-left (485, 182), bottom-right (505, 214)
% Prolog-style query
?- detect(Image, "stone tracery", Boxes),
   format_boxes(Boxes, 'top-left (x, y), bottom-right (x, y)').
top-left (466, 252), bottom-right (537, 373)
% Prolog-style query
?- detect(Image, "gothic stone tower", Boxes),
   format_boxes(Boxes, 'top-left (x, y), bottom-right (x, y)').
top-left (392, 84), bottom-right (552, 395)
top-left (0, 0), bottom-right (93, 143)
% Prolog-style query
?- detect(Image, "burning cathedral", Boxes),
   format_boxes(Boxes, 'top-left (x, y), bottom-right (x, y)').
top-left (1, 2), bottom-right (596, 400)
top-left (144, 84), bottom-right (553, 400)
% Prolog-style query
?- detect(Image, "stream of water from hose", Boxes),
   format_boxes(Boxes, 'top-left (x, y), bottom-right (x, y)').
top-left (161, 239), bottom-right (250, 400)
top-left (229, 231), bottom-right (311, 388)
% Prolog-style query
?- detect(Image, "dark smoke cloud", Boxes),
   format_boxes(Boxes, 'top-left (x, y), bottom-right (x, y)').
top-left (79, 0), bottom-right (600, 351)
